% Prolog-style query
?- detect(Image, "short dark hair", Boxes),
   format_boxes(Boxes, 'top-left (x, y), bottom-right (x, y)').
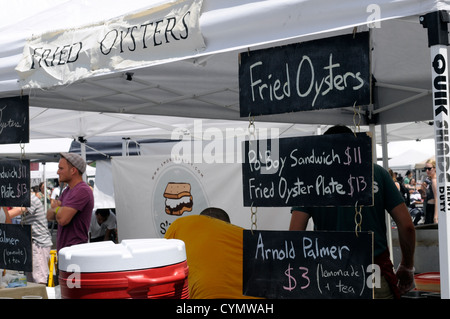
top-left (324, 125), bottom-right (353, 135)
top-left (95, 208), bottom-right (111, 219)
top-left (200, 207), bottom-right (230, 223)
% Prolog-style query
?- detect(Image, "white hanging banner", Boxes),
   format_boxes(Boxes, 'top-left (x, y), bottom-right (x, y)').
top-left (16, 0), bottom-right (205, 89)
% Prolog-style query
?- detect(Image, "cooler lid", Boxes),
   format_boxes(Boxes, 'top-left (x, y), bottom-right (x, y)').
top-left (58, 239), bottom-right (186, 273)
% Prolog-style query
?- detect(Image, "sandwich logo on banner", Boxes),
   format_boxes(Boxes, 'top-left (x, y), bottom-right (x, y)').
top-left (151, 157), bottom-right (209, 237)
top-left (163, 182), bottom-right (194, 216)
top-left (15, 0), bottom-right (205, 89)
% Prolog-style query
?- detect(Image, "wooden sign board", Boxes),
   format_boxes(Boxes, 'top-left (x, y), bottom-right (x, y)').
top-left (239, 32), bottom-right (370, 117)
top-left (242, 133), bottom-right (373, 207)
top-left (0, 96), bottom-right (29, 144)
top-left (243, 230), bottom-right (374, 299)
top-left (0, 224), bottom-right (32, 272)
top-left (0, 160), bottom-right (31, 207)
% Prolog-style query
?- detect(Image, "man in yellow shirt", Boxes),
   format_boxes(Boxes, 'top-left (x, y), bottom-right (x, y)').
top-left (164, 208), bottom-right (259, 299)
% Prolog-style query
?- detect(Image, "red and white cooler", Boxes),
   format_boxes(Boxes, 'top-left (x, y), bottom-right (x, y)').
top-left (58, 239), bottom-right (189, 299)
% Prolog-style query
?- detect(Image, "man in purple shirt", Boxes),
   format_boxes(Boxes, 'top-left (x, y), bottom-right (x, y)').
top-left (47, 152), bottom-right (94, 252)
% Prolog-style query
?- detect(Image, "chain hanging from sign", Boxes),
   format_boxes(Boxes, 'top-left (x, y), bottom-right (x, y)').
top-left (248, 114), bottom-right (258, 232)
top-left (19, 142), bottom-right (26, 226)
top-left (352, 101), bottom-right (362, 134)
top-left (354, 202), bottom-right (363, 237)
top-left (351, 102), bottom-right (364, 237)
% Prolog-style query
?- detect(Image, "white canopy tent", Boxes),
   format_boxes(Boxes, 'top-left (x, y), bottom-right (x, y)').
top-left (389, 149), bottom-right (431, 171)
top-left (0, 1), bottom-right (443, 148)
top-left (0, 0), bottom-right (449, 297)
top-left (0, 0), bottom-right (444, 126)
top-left (0, 0), bottom-right (442, 170)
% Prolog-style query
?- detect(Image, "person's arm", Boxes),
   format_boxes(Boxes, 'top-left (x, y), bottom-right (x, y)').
top-left (50, 187), bottom-right (60, 206)
top-left (46, 199), bottom-right (61, 221)
top-left (8, 207), bottom-right (27, 219)
top-left (51, 197), bottom-right (60, 208)
top-left (2, 207), bottom-right (11, 224)
top-left (104, 228), bottom-right (113, 241)
top-left (432, 178), bottom-right (438, 223)
top-left (104, 215), bottom-right (117, 242)
top-left (389, 202), bottom-right (416, 294)
top-left (289, 210), bottom-right (310, 231)
top-left (47, 205), bottom-right (78, 226)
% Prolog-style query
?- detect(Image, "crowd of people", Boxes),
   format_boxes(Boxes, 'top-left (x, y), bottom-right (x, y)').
top-left (389, 158), bottom-right (437, 226)
top-left (0, 133), bottom-right (437, 299)
top-left (1, 152), bottom-right (117, 287)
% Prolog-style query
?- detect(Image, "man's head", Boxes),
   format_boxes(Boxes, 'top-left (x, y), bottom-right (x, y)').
top-left (95, 208), bottom-right (111, 225)
top-left (60, 153), bottom-right (86, 174)
top-left (58, 152), bottom-right (86, 183)
top-left (200, 207), bottom-right (230, 223)
top-left (324, 125), bottom-right (353, 135)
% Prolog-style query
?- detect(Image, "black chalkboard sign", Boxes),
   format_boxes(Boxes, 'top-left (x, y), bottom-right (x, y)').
top-left (242, 133), bottom-right (373, 207)
top-left (0, 160), bottom-right (31, 207)
top-left (239, 32), bottom-right (370, 117)
top-left (243, 230), bottom-right (374, 299)
top-left (0, 224), bottom-right (32, 272)
top-left (0, 96), bottom-right (29, 144)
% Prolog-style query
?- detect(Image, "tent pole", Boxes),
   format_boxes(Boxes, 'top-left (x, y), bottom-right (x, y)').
top-left (378, 124), bottom-right (394, 262)
top-left (78, 136), bottom-right (87, 181)
top-left (380, 124), bottom-right (389, 169)
top-left (42, 162), bottom-right (47, 214)
top-left (122, 138), bottom-right (130, 156)
top-left (421, 10), bottom-right (450, 299)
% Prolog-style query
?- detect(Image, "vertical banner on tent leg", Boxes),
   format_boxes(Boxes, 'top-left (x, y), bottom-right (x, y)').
top-left (422, 10), bottom-right (450, 299)
top-left (430, 45), bottom-right (450, 299)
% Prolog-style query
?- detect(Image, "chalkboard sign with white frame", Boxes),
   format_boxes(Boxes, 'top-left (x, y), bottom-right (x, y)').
top-left (0, 224), bottom-right (32, 272)
top-left (242, 132), bottom-right (373, 207)
top-left (0, 159), bottom-right (30, 207)
top-left (239, 32), bottom-right (371, 117)
top-left (243, 230), bottom-right (374, 299)
top-left (0, 96), bottom-right (29, 144)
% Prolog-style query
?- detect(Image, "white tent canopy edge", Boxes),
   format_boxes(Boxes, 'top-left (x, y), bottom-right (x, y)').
top-left (0, 0), bottom-right (449, 297)
top-left (0, 0), bottom-right (447, 125)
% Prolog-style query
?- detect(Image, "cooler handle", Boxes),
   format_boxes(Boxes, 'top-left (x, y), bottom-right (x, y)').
top-left (126, 271), bottom-right (187, 292)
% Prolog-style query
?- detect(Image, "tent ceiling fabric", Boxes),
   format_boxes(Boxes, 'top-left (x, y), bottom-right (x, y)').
top-left (27, 106), bottom-right (435, 143)
top-left (0, 0), bottom-right (448, 128)
top-left (0, 105), bottom-right (435, 163)
top-left (27, 106), bottom-right (324, 140)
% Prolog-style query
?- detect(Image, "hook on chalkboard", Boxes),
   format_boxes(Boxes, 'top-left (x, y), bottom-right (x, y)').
top-left (19, 206), bottom-right (26, 227)
top-left (352, 101), bottom-right (361, 136)
top-left (248, 114), bottom-right (256, 135)
top-left (19, 142), bottom-right (26, 164)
